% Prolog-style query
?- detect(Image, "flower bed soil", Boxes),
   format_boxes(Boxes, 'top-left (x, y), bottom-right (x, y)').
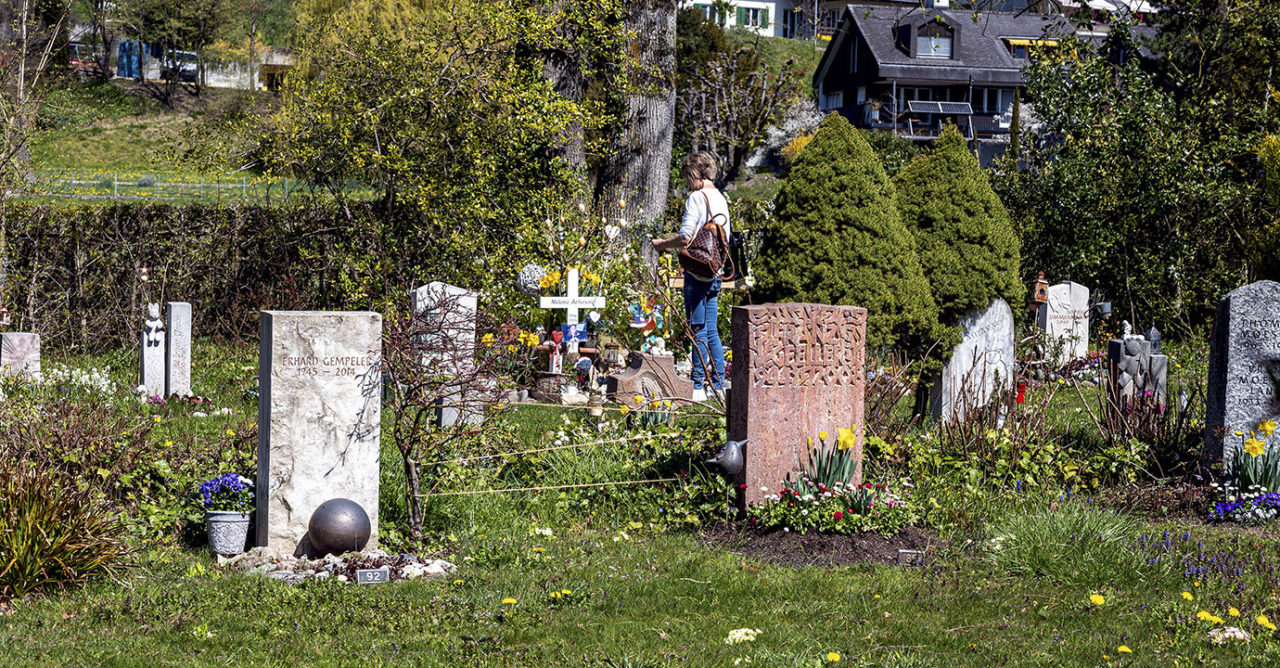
top-left (701, 525), bottom-right (943, 568)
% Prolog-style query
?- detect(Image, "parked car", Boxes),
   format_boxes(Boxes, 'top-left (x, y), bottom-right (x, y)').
top-left (160, 50), bottom-right (199, 83)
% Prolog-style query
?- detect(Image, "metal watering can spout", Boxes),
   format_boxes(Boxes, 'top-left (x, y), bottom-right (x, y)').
top-left (706, 439), bottom-right (746, 477)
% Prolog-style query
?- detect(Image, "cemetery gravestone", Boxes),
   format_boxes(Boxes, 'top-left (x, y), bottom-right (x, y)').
top-left (930, 299), bottom-right (1015, 424)
top-left (140, 303), bottom-right (166, 396)
top-left (257, 311), bottom-right (382, 556)
top-left (412, 282), bottom-right (485, 427)
top-left (539, 268), bottom-right (604, 354)
top-left (0, 332), bottom-right (40, 380)
top-left (728, 303), bottom-right (867, 511)
top-left (1037, 281), bottom-right (1090, 366)
top-left (165, 302), bottom-right (192, 397)
top-left (1205, 280), bottom-right (1280, 463)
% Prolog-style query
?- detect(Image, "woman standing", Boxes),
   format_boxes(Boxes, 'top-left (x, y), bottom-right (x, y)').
top-left (651, 152), bottom-right (730, 402)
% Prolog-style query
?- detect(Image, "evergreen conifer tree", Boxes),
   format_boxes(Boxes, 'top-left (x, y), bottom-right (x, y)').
top-left (754, 113), bottom-right (942, 353)
top-left (895, 124), bottom-right (1022, 327)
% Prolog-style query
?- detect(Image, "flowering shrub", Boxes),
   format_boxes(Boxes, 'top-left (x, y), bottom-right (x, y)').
top-left (198, 473), bottom-right (254, 512)
top-left (746, 481), bottom-right (917, 535)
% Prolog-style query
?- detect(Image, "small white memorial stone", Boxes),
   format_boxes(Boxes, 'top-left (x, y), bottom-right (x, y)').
top-left (165, 302), bottom-right (192, 397)
top-left (1037, 281), bottom-right (1090, 366)
top-left (140, 303), bottom-right (166, 397)
top-left (0, 332), bottom-right (40, 380)
top-left (411, 282), bottom-right (479, 374)
top-left (256, 311), bottom-right (382, 556)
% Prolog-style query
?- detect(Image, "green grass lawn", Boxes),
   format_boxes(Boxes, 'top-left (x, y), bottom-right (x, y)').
top-left (5, 339), bottom-right (1274, 666)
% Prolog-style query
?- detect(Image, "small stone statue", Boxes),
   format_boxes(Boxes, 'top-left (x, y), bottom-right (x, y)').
top-left (143, 303), bottom-right (165, 347)
top-left (641, 334), bottom-right (667, 356)
top-left (1121, 320), bottom-right (1134, 339)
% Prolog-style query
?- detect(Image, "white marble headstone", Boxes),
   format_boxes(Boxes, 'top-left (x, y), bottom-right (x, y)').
top-left (0, 332), bottom-right (40, 380)
top-left (931, 299), bottom-right (1015, 424)
top-left (256, 311), bottom-right (382, 556)
top-left (411, 282), bottom-right (479, 375)
top-left (1037, 281), bottom-right (1090, 366)
top-left (140, 303), bottom-right (166, 396)
top-left (165, 302), bottom-right (192, 397)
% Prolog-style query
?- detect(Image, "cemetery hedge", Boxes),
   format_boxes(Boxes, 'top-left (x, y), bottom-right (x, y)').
top-left (0, 201), bottom-right (510, 352)
top-left (895, 125), bottom-right (1022, 326)
top-left (753, 113), bottom-right (944, 355)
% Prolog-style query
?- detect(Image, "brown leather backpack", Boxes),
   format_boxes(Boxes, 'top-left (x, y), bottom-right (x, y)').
top-left (678, 192), bottom-right (734, 281)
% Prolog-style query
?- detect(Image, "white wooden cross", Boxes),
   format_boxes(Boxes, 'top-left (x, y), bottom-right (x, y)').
top-left (539, 268), bottom-right (605, 354)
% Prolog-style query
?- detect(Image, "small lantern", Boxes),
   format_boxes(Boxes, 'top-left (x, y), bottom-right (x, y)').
top-left (587, 394), bottom-right (604, 418)
top-left (138, 266), bottom-right (151, 283)
top-left (1096, 301), bottom-right (1112, 319)
top-left (0, 306), bottom-right (9, 327)
top-left (603, 342), bottom-right (623, 369)
top-left (1033, 271), bottom-right (1049, 304)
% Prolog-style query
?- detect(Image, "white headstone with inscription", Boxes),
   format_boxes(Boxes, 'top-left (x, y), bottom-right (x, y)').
top-left (256, 311), bottom-right (382, 556)
top-left (140, 303), bottom-right (166, 396)
top-left (931, 299), bottom-right (1015, 424)
top-left (411, 281), bottom-right (478, 374)
top-left (165, 302), bottom-right (192, 397)
top-left (1037, 281), bottom-right (1090, 366)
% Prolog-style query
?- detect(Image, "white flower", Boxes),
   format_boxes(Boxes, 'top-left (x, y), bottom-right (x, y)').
top-left (724, 628), bottom-right (761, 645)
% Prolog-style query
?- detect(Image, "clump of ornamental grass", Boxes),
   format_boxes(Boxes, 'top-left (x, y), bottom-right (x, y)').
top-left (0, 460), bottom-right (128, 601)
top-left (987, 502), bottom-right (1158, 588)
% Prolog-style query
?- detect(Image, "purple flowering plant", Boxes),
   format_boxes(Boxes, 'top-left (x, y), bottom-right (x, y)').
top-left (198, 473), bottom-right (254, 512)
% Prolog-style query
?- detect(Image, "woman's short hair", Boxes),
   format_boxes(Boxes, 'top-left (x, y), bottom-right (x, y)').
top-left (681, 152), bottom-right (718, 183)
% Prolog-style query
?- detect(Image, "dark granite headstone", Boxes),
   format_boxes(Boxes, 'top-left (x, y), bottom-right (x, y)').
top-left (1205, 281), bottom-right (1280, 464)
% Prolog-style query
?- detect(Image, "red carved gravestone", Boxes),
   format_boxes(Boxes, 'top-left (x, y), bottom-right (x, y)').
top-left (728, 304), bottom-right (867, 511)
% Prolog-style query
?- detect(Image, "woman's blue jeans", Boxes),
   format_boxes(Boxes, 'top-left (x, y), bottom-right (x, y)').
top-left (683, 273), bottom-right (725, 390)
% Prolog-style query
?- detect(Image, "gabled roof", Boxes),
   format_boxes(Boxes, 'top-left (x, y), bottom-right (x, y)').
top-left (816, 5), bottom-right (1074, 87)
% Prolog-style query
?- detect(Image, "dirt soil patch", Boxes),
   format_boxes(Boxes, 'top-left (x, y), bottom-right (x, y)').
top-left (701, 525), bottom-right (943, 568)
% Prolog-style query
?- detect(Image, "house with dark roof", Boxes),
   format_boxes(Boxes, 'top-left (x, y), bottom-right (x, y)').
top-left (813, 4), bottom-right (1072, 140)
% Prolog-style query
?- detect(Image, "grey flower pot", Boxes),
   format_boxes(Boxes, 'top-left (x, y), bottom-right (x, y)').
top-left (206, 510), bottom-right (250, 556)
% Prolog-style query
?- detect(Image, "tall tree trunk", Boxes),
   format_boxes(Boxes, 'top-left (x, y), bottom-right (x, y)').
top-left (597, 0), bottom-right (676, 264)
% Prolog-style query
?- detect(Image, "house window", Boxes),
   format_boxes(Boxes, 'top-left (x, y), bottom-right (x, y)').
top-left (821, 90), bottom-right (844, 111)
top-left (698, 3), bottom-right (726, 27)
top-left (916, 22), bottom-right (953, 59)
top-left (738, 7), bottom-right (768, 29)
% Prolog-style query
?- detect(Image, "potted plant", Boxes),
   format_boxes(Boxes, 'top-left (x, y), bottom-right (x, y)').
top-left (199, 473), bottom-right (254, 555)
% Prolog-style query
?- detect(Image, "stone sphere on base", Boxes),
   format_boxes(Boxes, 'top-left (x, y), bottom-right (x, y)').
top-left (307, 498), bottom-right (371, 555)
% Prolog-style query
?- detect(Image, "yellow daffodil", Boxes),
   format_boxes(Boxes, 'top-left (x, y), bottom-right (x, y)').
top-left (837, 427), bottom-right (857, 452)
top-left (826, 652), bottom-right (841, 662)
top-left (818, 431), bottom-right (829, 442)
top-left (663, 400), bottom-right (672, 409)
top-left (481, 333), bottom-right (495, 347)
top-left (634, 394), bottom-right (644, 405)
top-left (502, 598), bottom-right (517, 605)
top-left (1230, 607), bottom-right (1241, 617)
top-left (1118, 646), bottom-right (1131, 654)
top-left (1182, 591), bottom-right (1194, 601)
top-left (1260, 419), bottom-right (1278, 436)
top-left (1090, 594), bottom-right (1106, 606)
top-left (1245, 438), bottom-right (1266, 458)
top-left (619, 404), bottom-right (630, 416)
top-left (1258, 614), bottom-right (1277, 631)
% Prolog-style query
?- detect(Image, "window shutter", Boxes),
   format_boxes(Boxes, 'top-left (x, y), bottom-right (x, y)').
top-left (737, 7), bottom-right (746, 27)
top-left (761, 8), bottom-right (769, 29)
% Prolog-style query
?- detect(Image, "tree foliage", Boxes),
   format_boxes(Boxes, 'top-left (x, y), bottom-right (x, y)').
top-left (896, 125), bottom-right (1021, 325)
top-left (993, 29), bottom-right (1259, 333)
top-left (754, 113), bottom-right (941, 354)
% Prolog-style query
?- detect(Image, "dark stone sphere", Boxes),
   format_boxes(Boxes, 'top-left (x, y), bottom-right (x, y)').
top-left (307, 498), bottom-right (371, 556)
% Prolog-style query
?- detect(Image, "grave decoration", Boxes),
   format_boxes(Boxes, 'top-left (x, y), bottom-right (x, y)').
top-left (1106, 323), bottom-right (1168, 418)
top-left (539, 267), bottom-right (604, 355)
top-left (726, 303), bottom-right (868, 512)
top-left (1205, 280), bottom-right (1280, 465)
top-left (140, 303), bottom-right (166, 397)
top-left (412, 282), bottom-right (489, 427)
top-left (930, 298), bottom-right (1015, 424)
top-left (256, 310), bottom-right (381, 557)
